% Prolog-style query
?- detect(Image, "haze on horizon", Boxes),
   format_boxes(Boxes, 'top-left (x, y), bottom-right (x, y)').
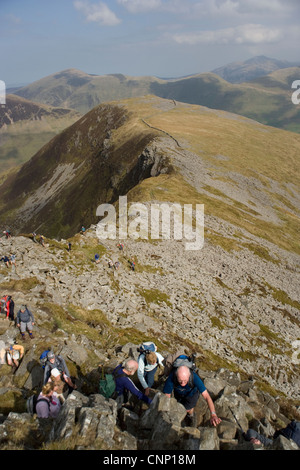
top-left (1, 0), bottom-right (300, 87)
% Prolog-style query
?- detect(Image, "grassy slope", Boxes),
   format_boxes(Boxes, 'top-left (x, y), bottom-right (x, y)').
top-left (121, 96), bottom-right (300, 255)
top-left (0, 95), bottom-right (299, 255)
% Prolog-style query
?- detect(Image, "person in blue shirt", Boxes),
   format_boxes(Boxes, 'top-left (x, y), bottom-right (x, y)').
top-left (163, 365), bottom-right (221, 427)
top-left (113, 359), bottom-right (152, 410)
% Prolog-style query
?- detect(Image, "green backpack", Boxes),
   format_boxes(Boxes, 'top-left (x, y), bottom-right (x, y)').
top-left (99, 373), bottom-right (116, 399)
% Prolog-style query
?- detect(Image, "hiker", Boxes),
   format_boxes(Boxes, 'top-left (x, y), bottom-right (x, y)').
top-left (31, 232), bottom-right (37, 243)
top-left (80, 226), bottom-right (86, 235)
top-left (9, 254), bottom-right (16, 267)
top-left (36, 382), bottom-right (61, 419)
top-left (244, 421), bottom-right (300, 448)
top-left (95, 253), bottom-right (100, 264)
top-left (67, 242), bottom-right (72, 252)
top-left (6, 296), bottom-right (14, 321)
top-left (1, 255), bottom-right (10, 268)
top-left (114, 261), bottom-right (120, 270)
top-left (16, 305), bottom-right (35, 340)
top-left (137, 349), bottom-right (164, 395)
top-left (39, 235), bottom-right (45, 247)
top-left (6, 343), bottom-right (24, 369)
top-left (107, 259), bottom-right (114, 268)
top-left (117, 243), bottom-right (124, 251)
top-left (163, 365), bottom-right (221, 427)
top-left (1, 295), bottom-right (9, 318)
top-left (0, 295), bottom-right (7, 315)
top-left (43, 351), bottom-right (76, 392)
top-left (113, 359), bottom-right (152, 410)
top-left (3, 230), bottom-right (11, 239)
top-left (48, 368), bottom-right (66, 404)
top-left (129, 260), bottom-right (135, 271)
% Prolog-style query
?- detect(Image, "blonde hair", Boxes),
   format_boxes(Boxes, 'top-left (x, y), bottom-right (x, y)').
top-left (146, 352), bottom-right (157, 365)
top-left (42, 382), bottom-right (55, 396)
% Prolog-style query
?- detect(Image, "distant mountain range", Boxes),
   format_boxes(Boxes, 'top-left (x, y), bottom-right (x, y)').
top-left (1, 56), bottom-right (299, 174)
top-left (211, 55), bottom-right (299, 83)
top-left (12, 57), bottom-right (300, 133)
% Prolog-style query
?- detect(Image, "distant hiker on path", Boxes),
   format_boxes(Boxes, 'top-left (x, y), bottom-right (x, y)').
top-left (16, 305), bottom-right (35, 340)
top-left (1, 255), bottom-right (10, 268)
top-left (6, 343), bottom-right (24, 369)
top-left (39, 235), bottom-right (45, 247)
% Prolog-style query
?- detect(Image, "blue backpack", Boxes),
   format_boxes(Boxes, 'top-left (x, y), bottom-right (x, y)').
top-left (39, 350), bottom-right (51, 368)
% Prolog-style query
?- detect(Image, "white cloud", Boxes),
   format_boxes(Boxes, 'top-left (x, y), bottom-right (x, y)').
top-left (172, 24), bottom-right (283, 45)
top-left (117, 0), bottom-right (162, 14)
top-left (74, 0), bottom-right (121, 26)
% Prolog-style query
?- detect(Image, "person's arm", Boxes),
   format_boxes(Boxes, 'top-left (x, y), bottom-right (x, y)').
top-left (58, 356), bottom-right (70, 377)
top-left (122, 376), bottom-right (152, 405)
top-left (137, 356), bottom-right (149, 390)
top-left (28, 309), bottom-right (34, 324)
top-left (201, 389), bottom-right (221, 426)
top-left (163, 372), bottom-right (174, 397)
top-left (43, 365), bottom-right (51, 385)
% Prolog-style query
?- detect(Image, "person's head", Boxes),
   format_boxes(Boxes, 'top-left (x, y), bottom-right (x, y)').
top-left (20, 305), bottom-right (26, 312)
top-left (146, 351), bottom-right (157, 365)
top-left (123, 359), bottom-right (138, 376)
top-left (47, 351), bottom-right (55, 363)
top-left (176, 366), bottom-right (191, 387)
top-left (50, 368), bottom-right (61, 382)
top-left (42, 382), bottom-right (55, 397)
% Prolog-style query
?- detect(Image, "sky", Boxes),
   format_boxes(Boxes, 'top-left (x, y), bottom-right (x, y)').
top-left (1, 0), bottom-right (300, 87)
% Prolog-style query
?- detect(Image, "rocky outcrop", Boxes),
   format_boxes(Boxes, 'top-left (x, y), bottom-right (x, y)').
top-left (0, 362), bottom-right (298, 450)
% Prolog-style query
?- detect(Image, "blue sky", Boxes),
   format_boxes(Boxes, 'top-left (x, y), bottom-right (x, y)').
top-left (1, 0), bottom-right (300, 86)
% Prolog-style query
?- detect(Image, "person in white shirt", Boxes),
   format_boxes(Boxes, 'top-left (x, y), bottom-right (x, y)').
top-left (137, 350), bottom-right (164, 396)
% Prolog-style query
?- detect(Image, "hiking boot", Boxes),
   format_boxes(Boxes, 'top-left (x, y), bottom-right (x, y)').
top-left (29, 335), bottom-right (34, 339)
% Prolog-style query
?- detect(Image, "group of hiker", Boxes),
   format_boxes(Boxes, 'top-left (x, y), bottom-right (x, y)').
top-left (30, 350), bottom-right (78, 418)
top-left (0, 253), bottom-right (16, 268)
top-left (108, 342), bottom-right (221, 428)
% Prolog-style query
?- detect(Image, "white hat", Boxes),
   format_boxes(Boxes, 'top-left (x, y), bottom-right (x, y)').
top-left (51, 368), bottom-right (60, 378)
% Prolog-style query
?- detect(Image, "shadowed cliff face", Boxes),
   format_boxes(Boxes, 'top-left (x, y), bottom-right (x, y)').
top-left (0, 102), bottom-right (167, 238)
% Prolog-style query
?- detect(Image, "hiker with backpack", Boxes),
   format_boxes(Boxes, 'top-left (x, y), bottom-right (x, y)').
top-left (16, 305), bottom-right (35, 340)
top-left (163, 355), bottom-right (221, 427)
top-left (244, 421), bottom-right (300, 448)
top-left (36, 382), bottom-right (62, 419)
top-left (137, 342), bottom-right (164, 395)
top-left (112, 359), bottom-right (152, 410)
top-left (6, 342), bottom-right (24, 370)
top-left (43, 351), bottom-right (76, 393)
